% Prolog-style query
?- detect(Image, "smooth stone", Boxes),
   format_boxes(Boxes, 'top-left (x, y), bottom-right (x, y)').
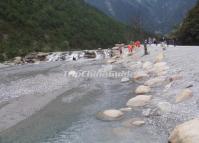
top-left (127, 95), bottom-right (152, 107)
top-left (169, 118), bottom-right (199, 143)
top-left (96, 109), bottom-right (124, 121)
top-left (176, 89), bottom-right (193, 103)
top-left (135, 85), bottom-right (151, 94)
top-left (122, 118), bottom-right (145, 128)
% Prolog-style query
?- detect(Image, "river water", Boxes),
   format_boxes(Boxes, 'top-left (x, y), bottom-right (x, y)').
top-left (0, 59), bottom-right (169, 143)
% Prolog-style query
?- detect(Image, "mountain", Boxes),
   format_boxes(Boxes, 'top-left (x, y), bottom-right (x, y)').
top-left (85, 0), bottom-right (197, 34)
top-left (0, 0), bottom-right (143, 61)
top-left (174, 1), bottom-right (199, 45)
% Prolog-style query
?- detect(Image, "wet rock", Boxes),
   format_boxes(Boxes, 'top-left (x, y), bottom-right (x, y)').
top-left (122, 118), bottom-right (145, 128)
top-left (169, 118), bottom-right (199, 143)
top-left (157, 102), bottom-right (172, 113)
top-left (144, 77), bottom-right (165, 87)
top-left (121, 77), bottom-right (130, 83)
top-left (133, 71), bottom-right (149, 81)
top-left (127, 95), bottom-right (152, 107)
top-left (176, 89), bottom-right (193, 103)
top-left (96, 109), bottom-right (124, 121)
top-left (135, 85), bottom-right (151, 94)
top-left (155, 52), bottom-right (164, 63)
top-left (120, 107), bottom-right (132, 112)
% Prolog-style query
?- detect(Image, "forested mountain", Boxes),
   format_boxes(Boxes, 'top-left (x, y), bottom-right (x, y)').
top-left (0, 0), bottom-right (144, 61)
top-left (175, 1), bottom-right (199, 45)
top-left (85, 0), bottom-right (197, 34)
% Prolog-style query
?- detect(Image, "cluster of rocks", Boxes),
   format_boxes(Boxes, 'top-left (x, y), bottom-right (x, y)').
top-left (97, 48), bottom-right (198, 143)
top-left (12, 52), bottom-right (49, 65)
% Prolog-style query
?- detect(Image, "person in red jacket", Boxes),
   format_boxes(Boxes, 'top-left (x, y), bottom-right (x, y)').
top-left (128, 44), bottom-right (132, 53)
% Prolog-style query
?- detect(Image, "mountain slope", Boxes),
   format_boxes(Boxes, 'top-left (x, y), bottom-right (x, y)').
top-left (85, 0), bottom-right (197, 34)
top-left (0, 0), bottom-right (133, 61)
top-left (175, 1), bottom-right (199, 45)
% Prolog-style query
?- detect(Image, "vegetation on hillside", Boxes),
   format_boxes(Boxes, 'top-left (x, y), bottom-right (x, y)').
top-left (0, 0), bottom-right (147, 61)
top-left (174, 0), bottom-right (199, 45)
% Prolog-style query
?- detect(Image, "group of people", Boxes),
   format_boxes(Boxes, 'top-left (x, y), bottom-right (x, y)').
top-left (127, 41), bottom-right (141, 53)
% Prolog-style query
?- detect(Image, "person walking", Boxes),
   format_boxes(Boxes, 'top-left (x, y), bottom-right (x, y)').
top-left (144, 39), bottom-right (149, 55)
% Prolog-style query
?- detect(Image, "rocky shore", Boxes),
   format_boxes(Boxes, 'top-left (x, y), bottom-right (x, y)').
top-left (98, 45), bottom-right (199, 143)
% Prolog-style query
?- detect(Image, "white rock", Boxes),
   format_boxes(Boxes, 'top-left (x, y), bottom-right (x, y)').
top-left (176, 89), bottom-right (193, 103)
top-left (127, 95), bottom-right (152, 107)
top-left (103, 110), bottom-right (123, 118)
top-left (169, 118), bottom-right (199, 143)
top-left (135, 85), bottom-right (151, 94)
top-left (96, 109), bottom-right (124, 121)
top-left (144, 77), bottom-right (165, 87)
top-left (157, 102), bottom-right (172, 113)
top-left (152, 62), bottom-right (169, 76)
top-left (121, 77), bottom-right (130, 83)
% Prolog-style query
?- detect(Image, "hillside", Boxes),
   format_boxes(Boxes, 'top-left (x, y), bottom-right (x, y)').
top-left (0, 0), bottom-right (143, 61)
top-left (85, 0), bottom-right (197, 34)
top-left (175, 1), bottom-right (199, 45)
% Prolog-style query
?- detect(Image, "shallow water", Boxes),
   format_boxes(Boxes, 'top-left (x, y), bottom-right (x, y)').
top-left (0, 60), bottom-right (168, 143)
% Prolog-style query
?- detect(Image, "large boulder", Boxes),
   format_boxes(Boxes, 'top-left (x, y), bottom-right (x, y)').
top-left (169, 118), bottom-right (199, 143)
top-left (96, 109), bottom-right (124, 121)
top-left (153, 62), bottom-right (169, 76)
top-left (135, 85), bottom-right (151, 94)
top-left (126, 95), bottom-right (152, 107)
top-left (176, 89), bottom-right (193, 103)
top-left (144, 77), bottom-right (165, 87)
